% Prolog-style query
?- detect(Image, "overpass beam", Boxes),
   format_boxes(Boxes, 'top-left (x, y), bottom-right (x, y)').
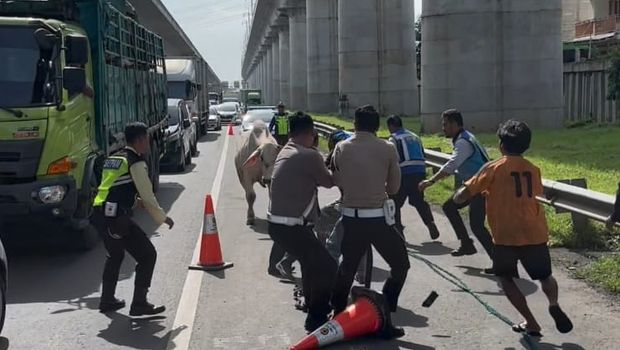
top-left (307, 0), bottom-right (339, 113)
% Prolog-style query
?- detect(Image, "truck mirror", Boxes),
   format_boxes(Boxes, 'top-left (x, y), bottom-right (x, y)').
top-left (34, 28), bottom-right (59, 51)
top-left (63, 67), bottom-right (87, 95)
top-left (66, 35), bottom-right (89, 65)
top-left (196, 84), bottom-right (203, 91)
top-left (183, 119), bottom-right (191, 128)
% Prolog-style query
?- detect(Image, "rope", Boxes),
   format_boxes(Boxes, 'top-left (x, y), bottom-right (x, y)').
top-left (406, 250), bottom-right (541, 350)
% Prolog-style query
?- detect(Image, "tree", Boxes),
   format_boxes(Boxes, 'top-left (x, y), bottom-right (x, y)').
top-left (607, 50), bottom-right (620, 100)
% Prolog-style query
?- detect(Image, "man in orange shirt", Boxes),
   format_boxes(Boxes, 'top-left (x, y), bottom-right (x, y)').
top-left (454, 120), bottom-right (573, 337)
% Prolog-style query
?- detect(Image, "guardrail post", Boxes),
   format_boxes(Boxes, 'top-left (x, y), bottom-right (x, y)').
top-left (427, 147), bottom-right (441, 175)
top-left (557, 178), bottom-right (588, 232)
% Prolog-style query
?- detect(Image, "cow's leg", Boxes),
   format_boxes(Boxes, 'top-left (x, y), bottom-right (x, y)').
top-left (245, 183), bottom-right (256, 225)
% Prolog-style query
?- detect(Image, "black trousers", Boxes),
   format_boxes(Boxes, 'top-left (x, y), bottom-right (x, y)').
top-left (93, 210), bottom-right (157, 289)
top-left (331, 216), bottom-right (410, 313)
top-left (268, 223), bottom-right (337, 318)
top-left (274, 134), bottom-right (289, 146)
top-left (391, 172), bottom-right (435, 228)
top-left (442, 194), bottom-right (494, 258)
top-left (268, 242), bottom-right (296, 271)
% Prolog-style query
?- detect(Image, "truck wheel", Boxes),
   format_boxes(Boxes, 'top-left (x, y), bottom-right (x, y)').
top-left (149, 141), bottom-right (160, 193)
top-left (75, 172), bottom-right (98, 220)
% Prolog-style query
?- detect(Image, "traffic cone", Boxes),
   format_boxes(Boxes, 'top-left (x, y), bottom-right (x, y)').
top-left (188, 195), bottom-right (233, 271)
top-left (290, 287), bottom-right (403, 350)
top-left (227, 123), bottom-right (234, 136)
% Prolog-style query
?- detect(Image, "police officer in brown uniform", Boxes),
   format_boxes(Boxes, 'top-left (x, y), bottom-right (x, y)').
top-left (268, 112), bottom-right (337, 332)
top-left (330, 106), bottom-right (410, 332)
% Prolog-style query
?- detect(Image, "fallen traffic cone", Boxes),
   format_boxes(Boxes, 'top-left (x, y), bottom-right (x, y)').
top-left (290, 287), bottom-right (403, 350)
top-left (188, 195), bottom-right (233, 271)
top-left (227, 123), bottom-right (234, 136)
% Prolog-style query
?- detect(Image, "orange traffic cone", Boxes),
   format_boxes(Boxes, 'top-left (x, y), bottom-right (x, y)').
top-left (227, 123), bottom-right (234, 136)
top-left (188, 195), bottom-right (233, 271)
top-left (290, 287), bottom-right (403, 350)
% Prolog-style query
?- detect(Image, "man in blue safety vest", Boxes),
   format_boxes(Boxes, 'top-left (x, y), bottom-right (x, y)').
top-left (419, 109), bottom-right (494, 272)
top-left (269, 102), bottom-right (290, 146)
top-left (387, 115), bottom-right (440, 240)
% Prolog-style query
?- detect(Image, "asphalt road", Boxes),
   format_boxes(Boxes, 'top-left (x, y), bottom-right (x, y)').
top-left (2, 129), bottom-right (620, 350)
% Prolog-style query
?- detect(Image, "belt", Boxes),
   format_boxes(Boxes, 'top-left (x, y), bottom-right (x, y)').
top-left (341, 207), bottom-right (384, 218)
top-left (267, 213), bottom-right (305, 226)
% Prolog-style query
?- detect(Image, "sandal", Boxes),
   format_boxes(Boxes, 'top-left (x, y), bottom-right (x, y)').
top-left (512, 323), bottom-right (543, 337)
top-left (549, 305), bottom-right (573, 334)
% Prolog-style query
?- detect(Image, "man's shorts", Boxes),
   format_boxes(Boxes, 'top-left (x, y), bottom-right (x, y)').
top-left (493, 243), bottom-right (552, 280)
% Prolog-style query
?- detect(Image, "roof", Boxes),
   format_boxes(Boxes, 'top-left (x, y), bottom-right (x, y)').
top-left (572, 32), bottom-right (616, 43)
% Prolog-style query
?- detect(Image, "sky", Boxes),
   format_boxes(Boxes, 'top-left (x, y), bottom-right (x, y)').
top-left (161, 0), bottom-right (422, 83)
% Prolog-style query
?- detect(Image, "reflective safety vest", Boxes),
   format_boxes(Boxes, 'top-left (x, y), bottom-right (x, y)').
top-left (275, 115), bottom-right (289, 136)
top-left (390, 128), bottom-right (426, 175)
top-left (93, 148), bottom-right (143, 211)
top-left (454, 130), bottom-right (490, 182)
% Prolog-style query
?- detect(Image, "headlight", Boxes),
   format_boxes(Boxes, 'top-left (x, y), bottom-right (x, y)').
top-left (38, 185), bottom-right (67, 204)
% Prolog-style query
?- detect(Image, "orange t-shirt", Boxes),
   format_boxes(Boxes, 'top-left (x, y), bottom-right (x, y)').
top-left (464, 156), bottom-right (549, 246)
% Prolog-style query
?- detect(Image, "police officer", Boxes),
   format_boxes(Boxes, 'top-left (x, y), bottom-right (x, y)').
top-left (387, 115), bottom-right (440, 240)
top-left (268, 112), bottom-right (337, 332)
top-left (269, 102), bottom-right (290, 146)
top-left (419, 109), bottom-right (494, 270)
top-left (330, 105), bottom-right (409, 334)
top-left (93, 122), bottom-right (174, 315)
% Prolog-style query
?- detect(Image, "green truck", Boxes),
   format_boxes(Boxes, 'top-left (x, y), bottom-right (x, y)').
top-left (0, 0), bottom-right (168, 248)
top-left (240, 89), bottom-right (262, 110)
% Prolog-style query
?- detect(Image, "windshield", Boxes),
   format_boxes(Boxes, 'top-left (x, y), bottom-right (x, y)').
top-left (218, 102), bottom-right (237, 112)
top-left (244, 109), bottom-right (274, 124)
top-left (209, 107), bottom-right (218, 115)
top-left (0, 26), bottom-right (58, 108)
top-left (167, 81), bottom-right (190, 100)
top-left (167, 106), bottom-right (180, 126)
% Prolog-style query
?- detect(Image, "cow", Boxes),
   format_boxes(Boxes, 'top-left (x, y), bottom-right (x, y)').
top-left (234, 121), bottom-right (281, 225)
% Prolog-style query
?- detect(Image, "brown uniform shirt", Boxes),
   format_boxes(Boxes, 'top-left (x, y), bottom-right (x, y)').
top-left (269, 141), bottom-right (334, 222)
top-left (332, 131), bottom-right (401, 209)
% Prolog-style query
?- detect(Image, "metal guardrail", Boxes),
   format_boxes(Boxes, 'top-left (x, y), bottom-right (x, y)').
top-left (315, 121), bottom-right (617, 227)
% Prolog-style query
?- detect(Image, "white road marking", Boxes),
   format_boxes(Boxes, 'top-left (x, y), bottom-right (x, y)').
top-left (166, 132), bottom-right (230, 350)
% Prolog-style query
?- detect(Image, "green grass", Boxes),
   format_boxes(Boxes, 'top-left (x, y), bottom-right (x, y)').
top-left (576, 254), bottom-right (620, 294)
top-left (312, 113), bottom-right (620, 247)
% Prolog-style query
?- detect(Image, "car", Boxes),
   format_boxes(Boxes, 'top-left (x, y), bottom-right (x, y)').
top-left (161, 99), bottom-right (197, 172)
top-left (0, 233), bottom-right (7, 334)
top-left (241, 107), bottom-right (278, 132)
top-left (216, 102), bottom-right (241, 124)
top-left (208, 106), bottom-right (222, 131)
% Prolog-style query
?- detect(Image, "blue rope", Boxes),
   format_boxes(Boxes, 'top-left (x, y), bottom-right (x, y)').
top-left (407, 251), bottom-right (541, 350)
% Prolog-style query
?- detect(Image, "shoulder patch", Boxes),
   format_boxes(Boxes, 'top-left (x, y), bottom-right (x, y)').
top-left (103, 158), bottom-right (124, 169)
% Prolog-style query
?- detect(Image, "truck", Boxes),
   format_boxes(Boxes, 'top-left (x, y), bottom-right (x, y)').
top-left (240, 89), bottom-right (262, 109)
top-left (165, 57), bottom-right (209, 135)
top-left (0, 0), bottom-right (168, 249)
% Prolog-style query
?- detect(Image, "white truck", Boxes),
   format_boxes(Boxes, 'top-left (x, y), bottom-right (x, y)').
top-left (166, 57), bottom-right (210, 135)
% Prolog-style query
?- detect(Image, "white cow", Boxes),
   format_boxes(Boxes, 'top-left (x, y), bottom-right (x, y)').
top-left (234, 121), bottom-right (281, 225)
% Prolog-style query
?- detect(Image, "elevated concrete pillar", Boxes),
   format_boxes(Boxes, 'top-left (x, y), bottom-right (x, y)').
top-left (421, 0), bottom-right (563, 132)
top-left (265, 43), bottom-right (273, 104)
top-left (279, 25), bottom-right (291, 106)
top-left (287, 0), bottom-right (307, 110)
top-left (338, 0), bottom-right (418, 117)
top-left (271, 31), bottom-right (281, 104)
top-left (307, 0), bottom-right (339, 113)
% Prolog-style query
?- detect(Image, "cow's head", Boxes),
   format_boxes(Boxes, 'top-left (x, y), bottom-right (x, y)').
top-left (242, 143), bottom-right (281, 185)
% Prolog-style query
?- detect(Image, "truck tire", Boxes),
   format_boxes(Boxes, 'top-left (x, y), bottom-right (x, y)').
top-left (149, 141), bottom-right (160, 193)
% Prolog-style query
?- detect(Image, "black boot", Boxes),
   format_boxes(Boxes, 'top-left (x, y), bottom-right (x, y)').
top-left (99, 281), bottom-right (126, 313)
top-left (129, 287), bottom-right (165, 316)
top-left (451, 240), bottom-right (477, 256)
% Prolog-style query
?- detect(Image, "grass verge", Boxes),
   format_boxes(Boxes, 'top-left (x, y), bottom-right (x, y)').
top-left (576, 254), bottom-right (620, 294)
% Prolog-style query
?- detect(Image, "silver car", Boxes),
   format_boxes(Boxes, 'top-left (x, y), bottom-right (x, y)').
top-left (241, 107), bottom-right (277, 132)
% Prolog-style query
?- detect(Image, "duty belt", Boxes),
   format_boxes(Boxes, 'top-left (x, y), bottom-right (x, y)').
top-left (267, 213), bottom-right (306, 226)
top-left (341, 207), bottom-right (384, 218)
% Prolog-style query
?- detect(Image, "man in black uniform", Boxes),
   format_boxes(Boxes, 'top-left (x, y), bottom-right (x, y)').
top-left (330, 106), bottom-right (409, 335)
top-left (93, 122), bottom-right (174, 315)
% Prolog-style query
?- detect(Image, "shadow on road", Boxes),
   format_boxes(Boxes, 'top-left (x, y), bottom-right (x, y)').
top-left (199, 132), bottom-right (221, 143)
top-left (503, 338), bottom-right (587, 350)
top-left (0, 337), bottom-right (9, 350)
top-left (406, 241), bottom-right (453, 256)
top-left (5, 182), bottom-right (184, 306)
top-left (393, 306), bottom-right (429, 328)
top-left (250, 218), bottom-right (270, 235)
top-left (97, 312), bottom-right (186, 350)
top-left (335, 337), bottom-right (435, 350)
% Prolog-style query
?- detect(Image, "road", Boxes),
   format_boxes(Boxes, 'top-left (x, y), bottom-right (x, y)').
top-left (2, 129), bottom-right (620, 350)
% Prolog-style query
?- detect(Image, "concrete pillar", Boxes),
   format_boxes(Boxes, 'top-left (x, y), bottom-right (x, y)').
top-left (265, 44), bottom-right (273, 104)
top-left (421, 0), bottom-right (563, 132)
top-left (279, 26), bottom-right (291, 106)
top-left (271, 33), bottom-right (281, 104)
top-left (307, 0), bottom-right (339, 113)
top-left (339, 0), bottom-right (418, 117)
top-left (288, 1), bottom-right (308, 110)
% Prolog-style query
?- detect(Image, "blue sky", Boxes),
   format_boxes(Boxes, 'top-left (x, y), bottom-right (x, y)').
top-left (161, 0), bottom-right (422, 83)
